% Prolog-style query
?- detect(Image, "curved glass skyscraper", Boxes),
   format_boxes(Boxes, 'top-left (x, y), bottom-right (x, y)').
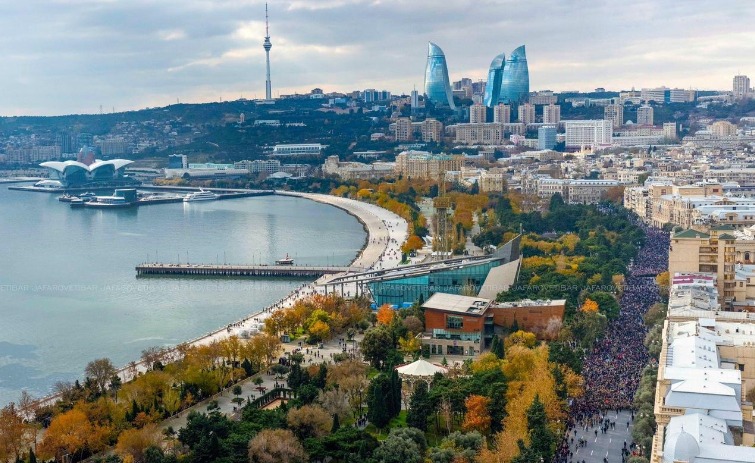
top-left (424, 42), bottom-right (456, 109)
top-left (499, 45), bottom-right (529, 105)
top-left (484, 53), bottom-right (505, 108)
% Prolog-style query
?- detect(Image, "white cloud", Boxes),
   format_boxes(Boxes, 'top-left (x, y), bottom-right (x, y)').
top-left (0, 0), bottom-right (753, 115)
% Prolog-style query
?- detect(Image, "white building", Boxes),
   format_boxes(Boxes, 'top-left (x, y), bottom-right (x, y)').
top-left (518, 103), bottom-right (535, 125)
top-left (564, 120), bottom-right (613, 148)
top-left (271, 144), bottom-right (324, 156)
top-left (733, 75), bottom-right (751, 100)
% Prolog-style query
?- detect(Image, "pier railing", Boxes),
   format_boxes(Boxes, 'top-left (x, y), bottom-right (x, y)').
top-left (135, 262), bottom-right (362, 278)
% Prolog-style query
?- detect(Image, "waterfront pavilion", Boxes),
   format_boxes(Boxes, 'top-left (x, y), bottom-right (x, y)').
top-left (322, 236), bottom-right (521, 307)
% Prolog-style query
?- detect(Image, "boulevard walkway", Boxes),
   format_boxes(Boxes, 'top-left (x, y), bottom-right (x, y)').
top-left (567, 410), bottom-right (635, 463)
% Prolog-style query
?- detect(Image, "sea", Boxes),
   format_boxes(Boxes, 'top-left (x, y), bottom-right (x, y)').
top-left (0, 187), bottom-right (366, 406)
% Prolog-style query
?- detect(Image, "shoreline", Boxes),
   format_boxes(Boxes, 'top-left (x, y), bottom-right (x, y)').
top-left (30, 192), bottom-right (408, 409)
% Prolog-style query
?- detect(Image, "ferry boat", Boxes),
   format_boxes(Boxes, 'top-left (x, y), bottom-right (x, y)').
top-left (183, 189), bottom-right (220, 202)
top-left (275, 254), bottom-right (295, 265)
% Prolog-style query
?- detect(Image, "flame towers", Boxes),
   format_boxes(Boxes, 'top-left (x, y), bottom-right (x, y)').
top-left (262, 2), bottom-right (272, 100)
top-left (484, 53), bottom-right (505, 108)
top-left (498, 45), bottom-right (529, 105)
top-left (424, 42), bottom-right (456, 109)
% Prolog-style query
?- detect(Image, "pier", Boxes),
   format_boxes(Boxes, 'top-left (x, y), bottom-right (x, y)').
top-left (136, 263), bottom-right (363, 278)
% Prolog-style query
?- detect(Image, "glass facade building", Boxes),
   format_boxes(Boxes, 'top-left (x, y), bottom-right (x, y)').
top-left (484, 53), bottom-right (505, 108)
top-left (424, 42), bottom-right (456, 109)
top-left (498, 45), bottom-right (529, 105)
top-left (367, 259), bottom-right (502, 307)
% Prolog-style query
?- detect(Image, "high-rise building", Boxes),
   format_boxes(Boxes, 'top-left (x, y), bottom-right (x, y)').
top-left (424, 42), bottom-right (456, 109)
top-left (564, 120), bottom-right (613, 147)
top-left (637, 105), bottom-right (654, 125)
top-left (493, 104), bottom-right (511, 124)
top-left (604, 104), bottom-right (624, 128)
top-left (363, 89), bottom-right (391, 102)
top-left (469, 103), bottom-right (486, 123)
top-left (484, 53), bottom-right (505, 108)
top-left (262, 2), bottom-right (273, 101)
top-left (499, 45), bottom-right (529, 105)
top-left (733, 75), bottom-right (751, 99)
top-left (538, 126), bottom-right (557, 150)
top-left (542, 103), bottom-right (560, 124)
top-left (394, 117), bottom-right (413, 141)
top-left (421, 119), bottom-right (444, 142)
top-left (410, 89), bottom-right (420, 109)
top-left (518, 103), bottom-right (535, 125)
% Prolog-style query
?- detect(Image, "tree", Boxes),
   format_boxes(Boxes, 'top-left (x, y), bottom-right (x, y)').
top-left (402, 315), bottom-right (424, 335)
top-left (38, 408), bottom-right (110, 462)
top-left (0, 404), bottom-right (34, 463)
top-left (490, 335), bottom-right (505, 359)
top-left (406, 382), bottom-right (431, 431)
top-left (580, 298), bottom-right (598, 313)
top-left (504, 330), bottom-right (537, 349)
top-left (398, 334), bottom-right (421, 358)
top-left (401, 235), bottom-right (425, 254)
top-left (248, 429), bottom-right (307, 463)
top-left (376, 305), bottom-right (395, 325)
top-left (115, 424), bottom-right (161, 463)
top-left (366, 375), bottom-right (391, 428)
top-left (85, 358), bottom-right (117, 396)
top-left (526, 395), bottom-right (555, 461)
top-left (371, 432), bottom-right (423, 463)
top-left (462, 395), bottom-right (492, 434)
top-left (286, 405), bottom-right (332, 439)
top-left (656, 271), bottom-right (670, 300)
top-left (361, 326), bottom-right (394, 369)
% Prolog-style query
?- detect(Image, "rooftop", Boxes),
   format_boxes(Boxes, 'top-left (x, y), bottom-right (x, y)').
top-left (423, 293), bottom-right (492, 315)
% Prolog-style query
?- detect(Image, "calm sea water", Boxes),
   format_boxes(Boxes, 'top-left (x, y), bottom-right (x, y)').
top-left (0, 187), bottom-right (365, 405)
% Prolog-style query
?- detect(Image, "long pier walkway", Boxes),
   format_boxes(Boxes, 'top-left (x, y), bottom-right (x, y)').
top-left (136, 263), bottom-right (363, 278)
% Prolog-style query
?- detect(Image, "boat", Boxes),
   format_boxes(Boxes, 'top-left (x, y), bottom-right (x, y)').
top-left (83, 189), bottom-right (138, 209)
top-left (69, 198), bottom-right (86, 208)
top-left (183, 189), bottom-right (220, 202)
top-left (58, 194), bottom-right (76, 202)
top-left (79, 192), bottom-right (96, 200)
top-left (275, 254), bottom-right (294, 265)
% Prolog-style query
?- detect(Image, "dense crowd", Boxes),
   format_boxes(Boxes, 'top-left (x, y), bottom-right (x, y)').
top-left (554, 225), bottom-right (670, 462)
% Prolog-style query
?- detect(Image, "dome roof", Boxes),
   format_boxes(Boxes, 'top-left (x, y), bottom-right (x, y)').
top-left (664, 429), bottom-right (699, 463)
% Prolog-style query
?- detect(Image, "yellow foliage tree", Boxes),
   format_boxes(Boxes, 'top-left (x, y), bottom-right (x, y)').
top-left (308, 320), bottom-right (331, 341)
top-left (470, 352), bottom-right (502, 373)
top-left (398, 335), bottom-right (421, 357)
top-left (462, 395), bottom-right (492, 433)
top-left (504, 330), bottom-right (537, 349)
top-left (376, 305), bottom-right (395, 325)
top-left (39, 409), bottom-right (111, 461)
top-left (115, 424), bottom-right (160, 463)
top-left (401, 235), bottom-right (425, 254)
top-left (580, 298), bottom-right (599, 313)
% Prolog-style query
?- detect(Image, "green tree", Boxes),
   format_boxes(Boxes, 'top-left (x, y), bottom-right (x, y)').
top-left (361, 327), bottom-right (394, 369)
top-left (490, 335), bottom-right (505, 359)
top-left (406, 382), bottom-right (431, 431)
top-left (526, 395), bottom-right (555, 461)
top-left (366, 375), bottom-right (391, 428)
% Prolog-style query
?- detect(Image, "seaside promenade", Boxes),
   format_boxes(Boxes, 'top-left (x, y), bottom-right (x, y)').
top-left (31, 192), bottom-right (408, 411)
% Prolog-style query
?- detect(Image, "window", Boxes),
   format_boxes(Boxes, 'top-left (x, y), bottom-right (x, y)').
top-left (446, 316), bottom-right (463, 330)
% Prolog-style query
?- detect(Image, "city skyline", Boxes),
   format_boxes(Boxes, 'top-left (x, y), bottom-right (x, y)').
top-left (0, 0), bottom-right (753, 116)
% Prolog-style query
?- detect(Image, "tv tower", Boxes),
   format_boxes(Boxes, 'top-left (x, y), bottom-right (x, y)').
top-left (263, 2), bottom-right (272, 100)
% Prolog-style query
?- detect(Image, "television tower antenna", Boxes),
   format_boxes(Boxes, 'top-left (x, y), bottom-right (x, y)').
top-left (263, 2), bottom-right (273, 101)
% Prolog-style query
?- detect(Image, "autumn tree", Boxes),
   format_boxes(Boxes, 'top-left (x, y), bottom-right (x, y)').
top-left (115, 424), bottom-right (161, 463)
top-left (85, 358), bottom-right (117, 396)
top-left (462, 395), bottom-right (492, 434)
top-left (0, 403), bottom-right (34, 463)
top-left (402, 315), bottom-right (424, 335)
top-left (398, 334), bottom-right (421, 359)
top-left (376, 305), bottom-right (395, 325)
top-left (504, 330), bottom-right (537, 349)
top-left (401, 235), bottom-right (425, 254)
top-left (248, 429), bottom-right (307, 463)
top-left (580, 298), bottom-right (599, 313)
top-left (286, 405), bottom-right (332, 440)
top-left (39, 408), bottom-right (110, 462)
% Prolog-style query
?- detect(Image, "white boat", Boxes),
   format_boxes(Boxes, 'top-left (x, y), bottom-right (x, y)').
top-left (275, 254), bottom-right (294, 265)
top-left (183, 189), bottom-right (220, 202)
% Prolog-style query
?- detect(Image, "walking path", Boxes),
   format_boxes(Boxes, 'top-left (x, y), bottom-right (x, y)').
top-left (32, 193), bottom-right (408, 410)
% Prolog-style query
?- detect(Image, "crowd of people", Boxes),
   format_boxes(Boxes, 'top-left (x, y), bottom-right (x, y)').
top-left (554, 225), bottom-right (670, 462)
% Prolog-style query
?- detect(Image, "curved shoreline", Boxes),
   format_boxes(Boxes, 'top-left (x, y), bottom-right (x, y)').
top-left (31, 192), bottom-right (408, 408)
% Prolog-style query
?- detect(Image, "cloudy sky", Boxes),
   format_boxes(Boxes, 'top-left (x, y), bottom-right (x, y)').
top-left (2, 0), bottom-right (753, 116)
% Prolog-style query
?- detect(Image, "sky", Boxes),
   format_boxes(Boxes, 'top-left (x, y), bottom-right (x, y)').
top-left (1, 0), bottom-right (754, 116)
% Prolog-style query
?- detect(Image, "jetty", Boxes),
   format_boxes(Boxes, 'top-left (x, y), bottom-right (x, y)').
top-left (136, 263), bottom-right (363, 278)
